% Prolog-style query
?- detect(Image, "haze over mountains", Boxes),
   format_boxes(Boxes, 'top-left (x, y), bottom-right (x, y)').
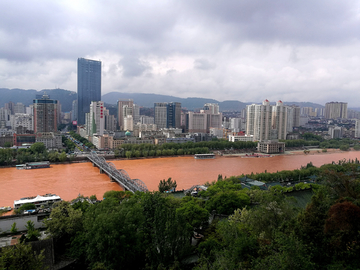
top-left (0, 88), bottom-right (326, 112)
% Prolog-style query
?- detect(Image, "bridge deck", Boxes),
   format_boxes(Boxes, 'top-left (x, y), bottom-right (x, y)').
top-left (87, 153), bottom-right (148, 193)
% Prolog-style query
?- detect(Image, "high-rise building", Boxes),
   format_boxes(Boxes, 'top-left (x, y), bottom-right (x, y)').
top-left (72, 100), bottom-right (78, 121)
top-left (133, 104), bottom-right (140, 124)
top-left (5, 102), bottom-right (15, 115)
top-left (117, 100), bottom-right (134, 130)
top-left (86, 101), bottom-right (105, 136)
top-left (77, 58), bottom-right (101, 125)
top-left (154, 102), bottom-right (168, 129)
top-left (355, 120), bottom-right (360, 138)
top-left (33, 94), bottom-right (58, 133)
top-left (324, 102), bottom-right (347, 119)
top-left (246, 100), bottom-right (272, 141)
top-left (166, 102), bottom-right (181, 128)
top-left (186, 112), bottom-right (207, 133)
top-left (154, 102), bottom-right (182, 129)
top-left (272, 101), bottom-right (288, 140)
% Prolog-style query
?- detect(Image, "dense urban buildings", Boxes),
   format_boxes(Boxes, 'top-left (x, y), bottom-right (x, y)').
top-left (33, 94), bottom-right (58, 133)
top-left (324, 102), bottom-right (347, 119)
top-left (77, 58), bottom-right (102, 125)
top-left (154, 102), bottom-right (182, 129)
top-left (246, 100), bottom-right (300, 142)
top-left (117, 100), bottom-right (134, 130)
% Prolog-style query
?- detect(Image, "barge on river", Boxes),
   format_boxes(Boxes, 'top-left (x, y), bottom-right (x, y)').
top-left (16, 161), bottom-right (50, 170)
top-left (195, 153), bottom-right (215, 159)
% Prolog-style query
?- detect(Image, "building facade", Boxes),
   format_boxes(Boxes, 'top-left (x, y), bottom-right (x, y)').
top-left (77, 58), bottom-right (101, 125)
top-left (324, 102), bottom-right (347, 119)
top-left (117, 100), bottom-right (134, 130)
top-left (86, 101), bottom-right (105, 137)
top-left (33, 94), bottom-right (58, 133)
top-left (246, 100), bottom-right (272, 141)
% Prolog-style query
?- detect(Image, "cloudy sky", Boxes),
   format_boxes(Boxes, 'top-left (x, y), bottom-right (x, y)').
top-left (1, 0), bottom-right (360, 106)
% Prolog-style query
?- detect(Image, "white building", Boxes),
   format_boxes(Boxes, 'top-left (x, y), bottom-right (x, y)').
top-left (86, 101), bottom-right (105, 136)
top-left (10, 113), bottom-right (33, 131)
top-left (228, 135), bottom-right (254, 142)
top-left (36, 132), bottom-right (62, 149)
top-left (124, 115), bottom-right (134, 131)
top-left (246, 100), bottom-right (272, 141)
top-left (355, 120), bottom-right (360, 138)
top-left (271, 100), bottom-right (288, 140)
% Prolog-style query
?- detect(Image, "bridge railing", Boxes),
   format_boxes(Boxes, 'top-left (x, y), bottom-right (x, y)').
top-left (88, 152), bottom-right (148, 193)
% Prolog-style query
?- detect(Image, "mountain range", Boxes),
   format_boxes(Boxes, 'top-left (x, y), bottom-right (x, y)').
top-left (0, 88), bottom-right (326, 112)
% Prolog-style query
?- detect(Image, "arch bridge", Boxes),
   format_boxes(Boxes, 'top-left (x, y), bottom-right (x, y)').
top-left (87, 152), bottom-right (148, 193)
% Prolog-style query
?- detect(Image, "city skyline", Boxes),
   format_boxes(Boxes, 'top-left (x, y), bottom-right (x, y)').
top-left (1, 1), bottom-right (360, 106)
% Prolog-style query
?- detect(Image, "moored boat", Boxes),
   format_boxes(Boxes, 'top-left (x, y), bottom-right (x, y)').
top-left (194, 153), bottom-right (215, 159)
top-left (16, 161), bottom-right (50, 170)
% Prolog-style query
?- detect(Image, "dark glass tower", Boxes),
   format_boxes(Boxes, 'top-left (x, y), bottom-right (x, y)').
top-left (166, 102), bottom-right (181, 128)
top-left (77, 58), bottom-right (101, 125)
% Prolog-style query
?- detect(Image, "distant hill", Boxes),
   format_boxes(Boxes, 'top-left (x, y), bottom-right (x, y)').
top-left (102, 92), bottom-right (248, 111)
top-left (0, 88), bottom-right (77, 112)
top-left (0, 88), bottom-right (324, 113)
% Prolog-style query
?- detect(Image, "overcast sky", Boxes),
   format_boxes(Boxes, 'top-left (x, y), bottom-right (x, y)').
top-left (1, 0), bottom-right (360, 106)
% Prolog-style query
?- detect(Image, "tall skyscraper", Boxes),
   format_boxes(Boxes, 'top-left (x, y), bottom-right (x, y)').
top-left (77, 58), bottom-right (101, 125)
top-left (33, 94), bottom-right (58, 133)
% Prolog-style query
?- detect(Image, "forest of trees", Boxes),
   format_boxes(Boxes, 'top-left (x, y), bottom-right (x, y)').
top-left (2, 160), bottom-right (360, 269)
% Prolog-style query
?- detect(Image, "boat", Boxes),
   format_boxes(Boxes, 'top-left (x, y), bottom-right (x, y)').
top-left (0, 206), bottom-right (12, 211)
top-left (242, 154), bottom-right (272, 158)
top-left (194, 153), bottom-right (215, 159)
top-left (16, 161), bottom-right (50, 170)
top-left (14, 193), bottom-right (61, 209)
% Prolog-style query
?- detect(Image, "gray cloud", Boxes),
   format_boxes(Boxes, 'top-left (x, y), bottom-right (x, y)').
top-left (0, 0), bottom-right (360, 106)
top-left (194, 59), bottom-right (216, 70)
top-left (120, 56), bottom-right (151, 77)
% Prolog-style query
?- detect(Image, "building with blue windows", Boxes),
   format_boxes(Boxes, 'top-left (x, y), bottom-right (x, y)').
top-left (77, 58), bottom-right (101, 125)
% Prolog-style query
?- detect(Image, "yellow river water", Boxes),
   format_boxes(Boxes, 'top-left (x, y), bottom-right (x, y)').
top-left (1, 151), bottom-right (359, 207)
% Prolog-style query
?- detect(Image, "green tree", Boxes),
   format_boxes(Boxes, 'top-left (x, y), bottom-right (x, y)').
top-left (44, 201), bottom-right (83, 241)
top-left (141, 192), bottom-right (193, 268)
top-left (15, 203), bottom-right (36, 214)
top-left (340, 144), bottom-right (349, 151)
top-left (253, 232), bottom-right (315, 270)
top-left (205, 191), bottom-right (250, 215)
top-left (30, 142), bottom-right (46, 154)
top-left (80, 196), bottom-right (146, 270)
top-left (4, 141), bottom-right (11, 148)
top-left (125, 151), bottom-right (132, 159)
top-left (177, 198), bottom-right (209, 231)
top-left (0, 242), bottom-right (45, 270)
top-left (103, 190), bottom-right (133, 202)
top-left (24, 220), bottom-right (41, 242)
top-left (58, 151), bottom-right (67, 162)
top-left (158, 177), bottom-right (177, 192)
top-left (353, 144), bottom-right (360, 151)
top-left (10, 222), bottom-right (17, 234)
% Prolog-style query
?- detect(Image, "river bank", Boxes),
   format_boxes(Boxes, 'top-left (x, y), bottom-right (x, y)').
top-left (1, 150), bottom-right (360, 208)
